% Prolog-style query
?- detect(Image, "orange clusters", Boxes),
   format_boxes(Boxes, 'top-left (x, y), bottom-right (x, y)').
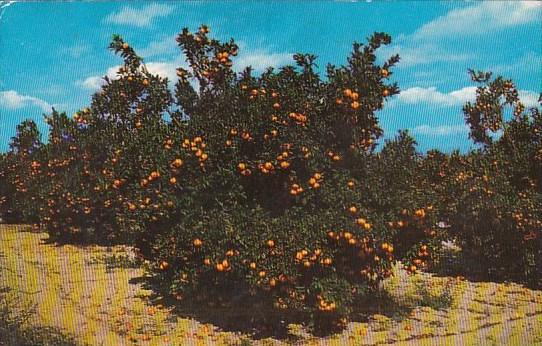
top-left (289, 183), bottom-right (304, 196)
top-left (288, 112), bottom-right (308, 125)
top-left (73, 108), bottom-right (91, 125)
top-left (182, 136), bottom-right (208, 166)
top-left (237, 162), bottom-right (251, 176)
top-left (258, 161), bottom-right (274, 174)
top-left (164, 138), bottom-right (173, 150)
top-left (308, 172), bottom-right (323, 189)
top-left (317, 296), bottom-right (336, 312)
top-left (327, 151), bottom-right (341, 162)
top-left (336, 88), bottom-right (360, 110)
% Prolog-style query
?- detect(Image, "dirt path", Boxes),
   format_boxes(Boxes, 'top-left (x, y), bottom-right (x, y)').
top-left (1, 225), bottom-right (541, 345)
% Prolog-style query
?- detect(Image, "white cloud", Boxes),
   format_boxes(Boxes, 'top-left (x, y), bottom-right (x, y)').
top-left (392, 85), bottom-right (540, 120)
top-left (0, 1), bottom-right (16, 20)
top-left (0, 90), bottom-right (52, 111)
top-left (145, 61), bottom-right (180, 82)
top-left (78, 58), bottom-right (187, 91)
top-left (382, 43), bottom-right (473, 67)
top-left (62, 43), bottom-right (92, 59)
top-left (396, 86), bottom-right (477, 107)
top-left (519, 90), bottom-right (541, 108)
top-left (413, 1), bottom-right (542, 40)
top-left (384, 1), bottom-right (541, 67)
top-left (411, 124), bottom-right (470, 136)
top-left (78, 66), bottom-right (120, 90)
top-left (104, 4), bottom-right (174, 28)
top-left (396, 86), bottom-right (540, 109)
top-left (234, 51), bottom-right (292, 72)
top-left (492, 52), bottom-right (542, 74)
top-left (140, 36), bottom-right (178, 58)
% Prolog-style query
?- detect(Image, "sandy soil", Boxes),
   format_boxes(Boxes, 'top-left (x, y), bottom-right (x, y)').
top-left (1, 224), bottom-right (541, 346)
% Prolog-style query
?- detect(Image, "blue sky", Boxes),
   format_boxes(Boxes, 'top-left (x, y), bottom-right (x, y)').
top-left (1, 1), bottom-right (540, 152)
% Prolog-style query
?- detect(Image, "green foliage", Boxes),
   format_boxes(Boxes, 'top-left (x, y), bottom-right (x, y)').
top-left (436, 72), bottom-right (542, 286)
top-left (1, 24), bottom-right (540, 334)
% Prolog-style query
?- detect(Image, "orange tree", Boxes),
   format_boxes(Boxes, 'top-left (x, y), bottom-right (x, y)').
top-left (0, 120), bottom-right (45, 223)
top-left (429, 70), bottom-right (542, 287)
top-left (129, 26), bottom-right (441, 329)
top-left (2, 25), bottom-right (443, 330)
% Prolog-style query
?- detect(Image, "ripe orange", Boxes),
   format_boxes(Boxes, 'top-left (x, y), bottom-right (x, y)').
top-left (267, 239), bottom-right (275, 247)
top-left (414, 209), bottom-right (426, 218)
top-left (169, 177), bottom-right (177, 185)
top-left (172, 158), bottom-right (183, 168)
top-left (159, 261), bottom-right (169, 270)
top-left (193, 238), bottom-right (203, 247)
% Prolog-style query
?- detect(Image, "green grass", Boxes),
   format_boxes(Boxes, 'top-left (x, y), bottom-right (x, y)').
top-left (1, 224), bottom-right (541, 345)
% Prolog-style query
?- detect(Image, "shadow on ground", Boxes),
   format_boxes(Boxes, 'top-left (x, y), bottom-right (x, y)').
top-left (128, 271), bottom-right (452, 341)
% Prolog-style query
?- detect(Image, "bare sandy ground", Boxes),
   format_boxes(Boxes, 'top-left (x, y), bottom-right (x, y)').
top-left (1, 224), bottom-right (541, 345)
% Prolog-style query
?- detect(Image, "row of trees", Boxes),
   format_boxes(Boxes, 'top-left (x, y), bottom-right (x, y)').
top-left (1, 25), bottom-right (540, 330)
